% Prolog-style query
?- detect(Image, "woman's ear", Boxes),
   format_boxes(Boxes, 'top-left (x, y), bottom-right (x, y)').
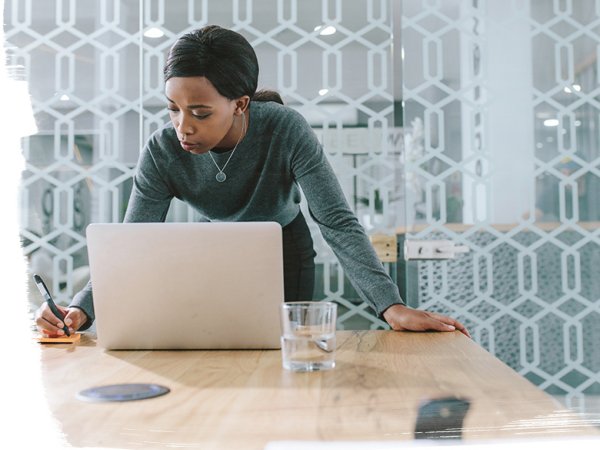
top-left (235, 96), bottom-right (250, 115)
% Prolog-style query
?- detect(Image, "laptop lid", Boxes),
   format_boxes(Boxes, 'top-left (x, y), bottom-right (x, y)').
top-left (86, 222), bottom-right (284, 350)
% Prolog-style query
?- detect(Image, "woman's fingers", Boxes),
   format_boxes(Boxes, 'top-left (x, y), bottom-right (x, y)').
top-left (63, 308), bottom-right (86, 333)
top-left (35, 303), bottom-right (67, 336)
top-left (383, 304), bottom-right (471, 338)
top-left (393, 306), bottom-right (455, 332)
top-left (454, 321), bottom-right (471, 338)
top-left (426, 311), bottom-right (471, 338)
top-left (421, 313), bottom-right (456, 332)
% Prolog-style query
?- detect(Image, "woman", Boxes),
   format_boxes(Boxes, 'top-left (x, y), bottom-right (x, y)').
top-left (35, 25), bottom-right (470, 338)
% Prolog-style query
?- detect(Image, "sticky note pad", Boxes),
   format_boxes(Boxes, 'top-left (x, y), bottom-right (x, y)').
top-left (37, 333), bottom-right (81, 344)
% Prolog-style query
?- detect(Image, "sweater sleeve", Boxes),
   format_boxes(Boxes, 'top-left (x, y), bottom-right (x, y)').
top-left (289, 117), bottom-right (404, 316)
top-left (69, 138), bottom-right (174, 329)
top-left (123, 136), bottom-right (174, 223)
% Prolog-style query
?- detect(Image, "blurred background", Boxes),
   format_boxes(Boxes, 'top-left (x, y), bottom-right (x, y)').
top-left (4, 0), bottom-right (599, 421)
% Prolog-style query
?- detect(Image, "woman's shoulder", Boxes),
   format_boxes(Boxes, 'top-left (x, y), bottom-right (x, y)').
top-left (142, 123), bottom-right (180, 159)
top-left (252, 101), bottom-right (311, 135)
top-left (137, 124), bottom-right (181, 170)
top-left (147, 123), bottom-right (178, 149)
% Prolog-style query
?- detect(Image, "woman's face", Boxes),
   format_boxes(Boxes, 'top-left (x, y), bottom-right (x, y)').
top-left (165, 76), bottom-right (246, 154)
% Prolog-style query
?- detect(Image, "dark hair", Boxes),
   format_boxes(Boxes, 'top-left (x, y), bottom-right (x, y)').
top-left (253, 89), bottom-right (283, 105)
top-left (164, 25), bottom-right (282, 104)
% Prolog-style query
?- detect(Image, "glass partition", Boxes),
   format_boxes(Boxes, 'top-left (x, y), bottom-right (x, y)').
top-left (5, 0), bottom-right (397, 330)
top-left (401, 0), bottom-right (600, 412)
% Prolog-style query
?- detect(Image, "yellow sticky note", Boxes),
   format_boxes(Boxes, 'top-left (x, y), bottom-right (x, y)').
top-left (37, 333), bottom-right (81, 344)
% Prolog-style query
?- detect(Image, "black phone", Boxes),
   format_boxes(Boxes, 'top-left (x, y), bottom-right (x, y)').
top-left (414, 396), bottom-right (471, 440)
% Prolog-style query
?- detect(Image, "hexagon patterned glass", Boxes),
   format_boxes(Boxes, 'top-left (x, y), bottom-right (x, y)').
top-left (6, 0), bottom-right (600, 405)
top-left (6, 0), bottom-right (397, 332)
top-left (401, 0), bottom-right (600, 407)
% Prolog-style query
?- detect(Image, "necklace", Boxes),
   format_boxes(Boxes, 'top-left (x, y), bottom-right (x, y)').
top-left (208, 113), bottom-right (246, 183)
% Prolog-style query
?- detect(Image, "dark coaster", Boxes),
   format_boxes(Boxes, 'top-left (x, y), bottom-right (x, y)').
top-left (77, 383), bottom-right (170, 403)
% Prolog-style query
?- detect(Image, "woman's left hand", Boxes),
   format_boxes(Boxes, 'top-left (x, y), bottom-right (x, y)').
top-left (383, 304), bottom-right (471, 338)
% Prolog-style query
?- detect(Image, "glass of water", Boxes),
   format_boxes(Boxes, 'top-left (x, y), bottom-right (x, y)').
top-left (280, 301), bottom-right (337, 372)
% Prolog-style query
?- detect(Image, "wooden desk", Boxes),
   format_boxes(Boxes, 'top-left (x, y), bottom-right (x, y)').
top-left (40, 331), bottom-right (597, 449)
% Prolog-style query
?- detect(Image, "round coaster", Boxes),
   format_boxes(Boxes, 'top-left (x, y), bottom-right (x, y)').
top-left (77, 383), bottom-right (170, 403)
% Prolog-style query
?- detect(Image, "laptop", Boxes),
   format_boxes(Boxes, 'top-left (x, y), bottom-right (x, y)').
top-left (85, 222), bottom-right (284, 350)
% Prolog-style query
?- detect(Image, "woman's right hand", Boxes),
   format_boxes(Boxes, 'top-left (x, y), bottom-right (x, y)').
top-left (35, 303), bottom-right (88, 337)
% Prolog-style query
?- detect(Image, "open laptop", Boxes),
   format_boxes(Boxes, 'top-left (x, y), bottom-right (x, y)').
top-left (86, 222), bottom-right (284, 350)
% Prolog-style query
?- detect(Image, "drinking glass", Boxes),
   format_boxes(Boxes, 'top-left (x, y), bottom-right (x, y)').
top-left (280, 301), bottom-right (337, 372)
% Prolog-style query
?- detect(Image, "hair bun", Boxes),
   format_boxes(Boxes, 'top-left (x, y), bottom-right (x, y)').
top-left (252, 89), bottom-right (284, 105)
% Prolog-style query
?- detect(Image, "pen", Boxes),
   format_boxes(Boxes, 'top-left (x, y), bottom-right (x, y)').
top-left (33, 274), bottom-right (71, 337)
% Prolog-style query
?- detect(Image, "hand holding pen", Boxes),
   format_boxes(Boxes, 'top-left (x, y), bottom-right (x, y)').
top-left (33, 275), bottom-right (71, 336)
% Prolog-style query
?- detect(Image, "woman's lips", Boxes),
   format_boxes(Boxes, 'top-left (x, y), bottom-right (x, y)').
top-left (180, 141), bottom-right (200, 152)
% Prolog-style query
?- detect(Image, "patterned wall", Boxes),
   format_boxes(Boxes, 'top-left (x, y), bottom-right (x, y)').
top-left (6, 0), bottom-right (397, 330)
top-left (7, 0), bottom-right (600, 405)
top-left (402, 0), bottom-right (600, 405)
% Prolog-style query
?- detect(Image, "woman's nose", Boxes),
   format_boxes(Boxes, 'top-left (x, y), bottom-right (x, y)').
top-left (175, 113), bottom-right (194, 136)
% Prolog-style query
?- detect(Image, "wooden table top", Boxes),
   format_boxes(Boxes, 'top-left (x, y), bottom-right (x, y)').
top-left (39, 330), bottom-right (597, 449)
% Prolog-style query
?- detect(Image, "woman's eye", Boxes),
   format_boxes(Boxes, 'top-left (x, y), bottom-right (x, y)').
top-left (166, 107), bottom-right (209, 120)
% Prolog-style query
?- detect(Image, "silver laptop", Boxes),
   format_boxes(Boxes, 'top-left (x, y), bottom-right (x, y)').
top-left (86, 222), bottom-right (284, 350)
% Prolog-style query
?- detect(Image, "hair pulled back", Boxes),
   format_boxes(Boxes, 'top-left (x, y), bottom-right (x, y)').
top-left (164, 25), bottom-right (282, 104)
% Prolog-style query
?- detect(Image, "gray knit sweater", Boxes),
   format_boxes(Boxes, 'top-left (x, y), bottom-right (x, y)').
top-left (70, 101), bottom-right (403, 329)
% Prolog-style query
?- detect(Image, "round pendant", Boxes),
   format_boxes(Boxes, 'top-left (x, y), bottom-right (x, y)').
top-left (215, 172), bottom-right (226, 182)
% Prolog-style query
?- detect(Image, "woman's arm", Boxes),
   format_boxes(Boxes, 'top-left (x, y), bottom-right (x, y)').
top-left (290, 117), bottom-right (469, 336)
top-left (289, 120), bottom-right (403, 317)
top-left (66, 138), bottom-right (174, 330)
